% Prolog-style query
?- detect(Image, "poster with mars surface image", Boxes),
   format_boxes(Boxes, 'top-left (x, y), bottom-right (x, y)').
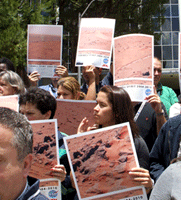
top-left (27, 25), bottom-right (63, 78)
top-left (0, 95), bottom-right (19, 111)
top-left (114, 34), bottom-right (154, 102)
top-left (54, 99), bottom-right (96, 135)
top-left (75, 18), bottom-right (115, 69)
top-left (29, 119), bottom-right (61, 199)
top-left (64, 122), bottom-right (147, 200)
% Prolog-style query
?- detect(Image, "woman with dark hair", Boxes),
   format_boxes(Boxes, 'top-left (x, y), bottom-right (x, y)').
top-left (78, 85), bottom-right (153, 194)
top-left (0, 57), bottom-right (15, 72)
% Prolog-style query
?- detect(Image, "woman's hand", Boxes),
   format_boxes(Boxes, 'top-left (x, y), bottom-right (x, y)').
top-left (77, 117), bottom-right (98, 134)
top-left (129, 167), bottom-right (153, 193)
top-left (77, 117), bottom-right (89, 134)
top-left (50, 164), bottom-right (67, 182)
top-left (28, 71), bottom-right (40, 86)
top-left (55, 65), bottom-right (68, 77)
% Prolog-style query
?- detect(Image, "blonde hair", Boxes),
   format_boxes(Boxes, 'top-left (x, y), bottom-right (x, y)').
top-left (0, 70), bottom-right (25, 94)
top-left (57, 77), bottom-right (85, 100)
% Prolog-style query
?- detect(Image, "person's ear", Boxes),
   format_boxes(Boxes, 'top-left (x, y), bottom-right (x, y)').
top-left (12, 86), bottom-right (18, 95)
top-left (22, 154), bottom-right (33, 178)
top-left (44, 110), bottom-right (51, 119)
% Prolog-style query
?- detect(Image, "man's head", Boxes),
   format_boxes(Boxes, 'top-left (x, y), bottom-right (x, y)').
top-left (0, 107), bottom-right (33, 200)
top-left (154, 57), bottom-right (162, 87)
top-left (19, 87), bottom-right (57, 121)
top-left (51, 73), bottom-right (60, 88)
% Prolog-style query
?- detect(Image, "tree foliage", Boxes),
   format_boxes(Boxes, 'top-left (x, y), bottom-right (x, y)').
top-left (1, 0), bottom-right (167, 71)
top-left (57, 0), bottom-right (167, 71)
top-left (0, 0), bottom-right (56, 70)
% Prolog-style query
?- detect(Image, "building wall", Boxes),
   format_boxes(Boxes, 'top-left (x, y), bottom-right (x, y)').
top-left (154, 0), bottom-right (180, 92)
top-left (154, 0), bottom-right (179, 68)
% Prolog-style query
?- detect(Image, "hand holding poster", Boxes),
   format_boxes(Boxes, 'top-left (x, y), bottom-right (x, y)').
top-left (64, 122), bottom-right (147, 200)
top-left (29, 119), bottom-right (61, 200)
top-left (75, 18), bottom-right (115, 69)
top-left (27, 25), bottom-right (63, 78)
top-left (54, 99), bottom-right (96, 135)
top-left (114, 34), bottom-right (154, 102)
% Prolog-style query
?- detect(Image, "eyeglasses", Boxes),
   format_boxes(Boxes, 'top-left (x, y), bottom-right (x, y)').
top-left (154, 68), bottom-right (162, 73)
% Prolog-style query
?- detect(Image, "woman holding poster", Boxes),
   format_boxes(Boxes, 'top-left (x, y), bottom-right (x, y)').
top-left (57, 75), bottom-right (96, 101)
top-left (57, 76), bottom-right (85, 100)
top-left (78, 85), bottom-right (153, 194)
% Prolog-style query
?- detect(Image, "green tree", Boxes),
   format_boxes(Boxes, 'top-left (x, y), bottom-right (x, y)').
top-left (0, 0), bottom-right (167, 73)
top-left (57, 0), bottom-right (167, 71)
top-left (0, 0), bottom-right (56, 70)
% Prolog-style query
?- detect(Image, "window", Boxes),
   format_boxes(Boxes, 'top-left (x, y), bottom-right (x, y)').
top-left (154, 1), bottom-right (179, 69)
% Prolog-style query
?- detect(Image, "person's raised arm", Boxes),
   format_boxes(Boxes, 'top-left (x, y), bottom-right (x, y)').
top-left (55, 65), bottom-right (69, 77)
top-left (84, 65), bottom-right (96, 100)
top-left (145, 86), bottom-right (167, 135)
top-left (28, 71), bottom-right (40, 86)
top-left (77, 117), bottom-right (99, 134)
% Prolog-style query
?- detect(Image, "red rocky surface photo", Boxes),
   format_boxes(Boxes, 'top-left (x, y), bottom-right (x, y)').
top-left (114, 34), bottom-right (153, 81)
top-left (54, 100), bottom-right (96, 135)
top-left (29, 120), bottom-right (58, 180)
top-left (65, 124), bottom-right (139, 199)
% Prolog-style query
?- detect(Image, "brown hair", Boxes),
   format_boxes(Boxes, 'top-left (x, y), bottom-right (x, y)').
top-left (57, 76), bottom-right (85, 100)
top-left (100, 85), bottom-right (139, 138)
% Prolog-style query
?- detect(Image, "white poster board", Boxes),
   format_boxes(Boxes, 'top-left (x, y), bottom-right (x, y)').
top-left (27, 25), bottom-right (63, 78)
top-left (75, 18), bottom-right (115, 69)
top-left (64, 122), bottom-right (147, 200)
top-left (114, 34), bottom-right (154, 102)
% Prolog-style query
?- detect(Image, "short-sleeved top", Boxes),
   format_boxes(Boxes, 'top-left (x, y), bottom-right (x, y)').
top-left (157, 82), bottom-right (178, 115)
top-left (150, 161), bottom-right (181, 200)
top-left (39, 84), bottom-right (57, 98)
top-left (169, 102), bottom-right (180, 118)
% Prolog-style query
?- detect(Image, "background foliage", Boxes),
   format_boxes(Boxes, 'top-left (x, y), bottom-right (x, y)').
top-left (0, 0), bottom-right (167, 72)
top-left (0, 0), bottom-right (56, 70)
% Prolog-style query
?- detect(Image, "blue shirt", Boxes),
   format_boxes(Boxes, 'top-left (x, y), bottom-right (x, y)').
top-left (39, 84), bottom-right (57, 98)
top-left (81, 71), bottom-right (113, 94)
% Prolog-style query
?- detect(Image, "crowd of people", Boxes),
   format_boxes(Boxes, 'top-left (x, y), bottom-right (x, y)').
top-left (0, 56), bottom-right (180, 200)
